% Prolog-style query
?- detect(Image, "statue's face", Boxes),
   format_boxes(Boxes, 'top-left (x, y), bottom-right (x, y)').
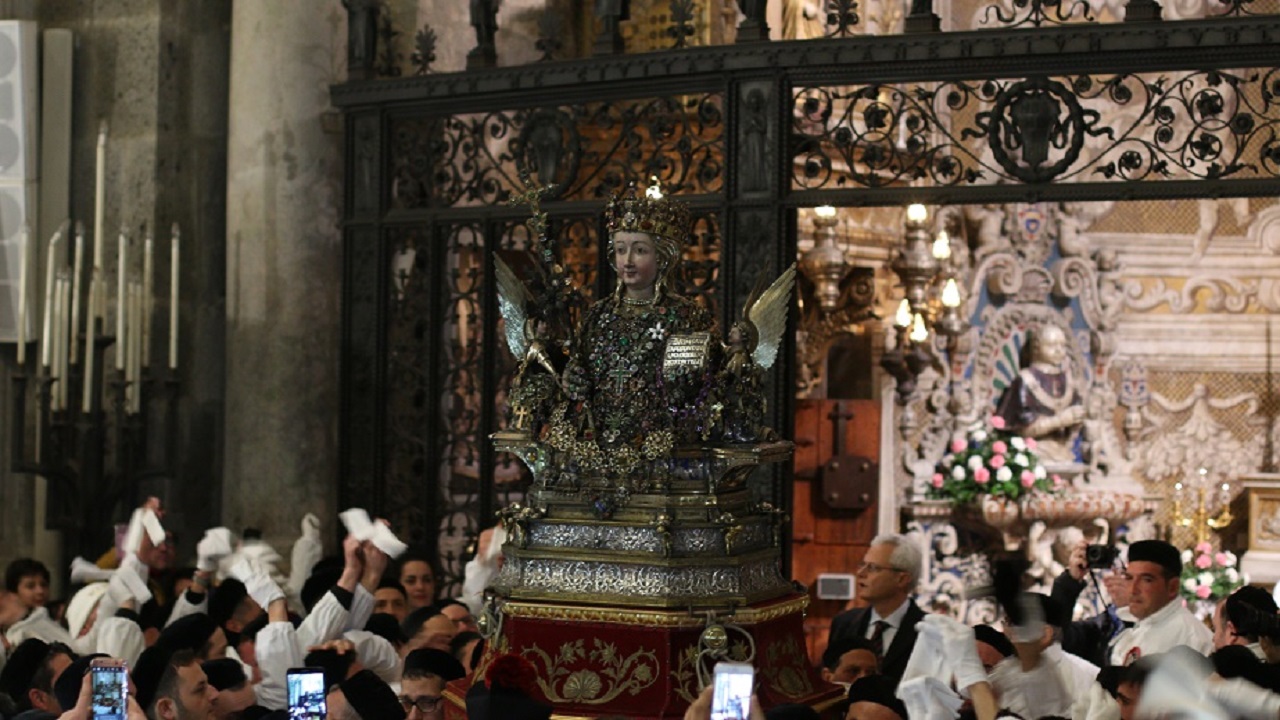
top-left (612, 231), bottom-right (660, 296)
top-left (1033, 326), bottom-right (1067, 366)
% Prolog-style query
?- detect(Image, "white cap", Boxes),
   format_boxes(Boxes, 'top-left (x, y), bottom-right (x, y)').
top-left (66, 582), bottom-right (110, 639)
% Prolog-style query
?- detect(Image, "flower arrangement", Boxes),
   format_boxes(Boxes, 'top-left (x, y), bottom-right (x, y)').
top-left (928, 415), bottom-right (1063, 504)
top-left (1179, 543), bottom-right (1246, 603)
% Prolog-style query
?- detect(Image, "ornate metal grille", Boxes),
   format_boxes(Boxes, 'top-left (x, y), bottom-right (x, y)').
top-left (792, 69), bottom-right (1280, 192)
top-left (388, 94), bottom-right (726, 211)
top-left (339, 11), bottom-right (1280, 586)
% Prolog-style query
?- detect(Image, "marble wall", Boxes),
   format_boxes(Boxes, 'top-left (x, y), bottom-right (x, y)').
top-left (0, 1), bottom-right (231, 581)
top-left (222, 0), bottom-right (347, 555)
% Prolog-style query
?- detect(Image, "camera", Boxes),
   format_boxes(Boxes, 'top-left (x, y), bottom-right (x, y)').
top-left (1085, 544), bottom-right (1119, 569)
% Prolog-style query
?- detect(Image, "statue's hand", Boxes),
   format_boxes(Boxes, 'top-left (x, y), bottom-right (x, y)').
top-left (1063, 405), bottom-right (1086, 424)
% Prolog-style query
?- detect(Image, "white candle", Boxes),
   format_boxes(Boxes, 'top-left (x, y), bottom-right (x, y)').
top-left (142, 233), bottom-right (153, 367)
top-left (69, 224), bottom-right (84, 363)
top-left (16, 226), bottom-right (27, 365)
top-left (124, 282), bottom-right (136, 413)
top-left (40, 228), bottom-right (62, 368)
top-left (116, 232), bottom-right (127, 370)
top-left (169, 224), bottom-right (179, 369)
top-left (52, 275), bottom-right (66, 409)
top-left (93, 121), bottom-right (106, 272)
top-left (132, 281), bottom-right (143, 413)
top-left (48, 274), bottom-right (60, 407)
top-left (82, 269), bottom-right (98, 414)
top-left (58, 275), bottom-right (70, 409)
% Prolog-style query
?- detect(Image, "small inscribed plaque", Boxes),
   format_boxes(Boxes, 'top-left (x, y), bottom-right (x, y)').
top-left (663, 332), bottom-right (712, 379)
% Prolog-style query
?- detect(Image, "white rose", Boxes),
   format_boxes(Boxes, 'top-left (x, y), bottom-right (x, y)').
top-left (952, 465), bottom-right (967, 480)
top-left (968, 456), bottom-right (984, 471)
top-left (1226, 568), bottom-right (1239, 583)
top-left (1183, 578), bottom-right (1197, 591)
top-left (996, 466), bottom-right (1012, 482)
top-left (1014, 453), bottom-right (1028, 467)
top-left (972, 430), bottom-right (988, 442)
top-left (1010, 437), bottom-right (1026, 451)
top-left (1180, 549), bottom-right (1192, 564)
top-left (1224, 552), bottom-right (1237, 567)
top-left (1034, 465), bottom-right (1046, 480)
top-left (1198, 572), bottom-right (1214, 585)
top-left (942, 456), bottom-right (954, 468)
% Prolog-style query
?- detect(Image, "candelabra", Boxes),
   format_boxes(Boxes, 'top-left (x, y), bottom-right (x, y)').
top-left (8, 222), bottom-right (182, 559)
top-left (1172, 467), bottom-right (1234, 546)
top-left (799, 205), bottom-right (850, 313)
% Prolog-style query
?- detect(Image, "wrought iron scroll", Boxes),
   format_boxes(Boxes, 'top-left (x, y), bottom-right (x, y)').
top-left (792, 68), bottom-right (1280, 190)
top-left (389, 94), bottom-right (726, 209)
top-left (384, 228), bottom-right (439, 552)
top-left (979, 0), bottom-right (1094, 29)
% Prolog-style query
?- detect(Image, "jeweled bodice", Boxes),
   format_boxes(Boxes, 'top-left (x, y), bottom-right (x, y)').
top-left (564, 294), bottom-right (713, 446)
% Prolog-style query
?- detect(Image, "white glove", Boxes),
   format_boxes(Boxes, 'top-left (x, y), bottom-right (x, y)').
top-left (341, 508), bottom-right (407, 559)
top-left (289, 514), bottom-right (324, 599)
top-left (229, 558), bottom-right (284, 609)
top-left (196, 528), bottom-right (234, 572)
top-left (239, 540), bottom-right (287, 583)
top-left (923, 613), bottom-right (987, 693)
top-left (1206, 678), bottom-right (1280, 720)
top-left (897, 676), bottom-right (963, 720)
top-left (70, 556), bottom-right (114, 585)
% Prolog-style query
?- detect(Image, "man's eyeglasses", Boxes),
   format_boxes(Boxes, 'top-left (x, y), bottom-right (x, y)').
top-left (399, 695), bottom-right (443, 713)
top-left (855, 562), bottom-right (905, 575)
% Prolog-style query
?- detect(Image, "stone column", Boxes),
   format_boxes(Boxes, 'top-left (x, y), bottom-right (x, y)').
top-left (224, 0), bottom-right (344, 552)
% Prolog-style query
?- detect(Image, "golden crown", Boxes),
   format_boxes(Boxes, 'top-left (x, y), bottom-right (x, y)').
top-left (603, 178), bottom-right (692, 246)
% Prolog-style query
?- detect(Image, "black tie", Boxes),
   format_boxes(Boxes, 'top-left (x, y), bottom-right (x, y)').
top-left (868, 620), bottom-right (889, 658)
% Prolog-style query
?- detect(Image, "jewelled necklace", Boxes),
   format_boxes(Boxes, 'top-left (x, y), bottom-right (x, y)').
top-left (621, 295), bottom-right (656, 306)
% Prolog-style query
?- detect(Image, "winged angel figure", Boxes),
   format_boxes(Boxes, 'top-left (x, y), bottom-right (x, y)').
top-left (496, 253), bottom-right (570, 432)
top-left (720, 264), bottom-right (797, 442)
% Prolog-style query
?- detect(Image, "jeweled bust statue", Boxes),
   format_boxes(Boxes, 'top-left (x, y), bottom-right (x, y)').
top-left (498, 177), bottom-right (794, 486)
top-left (995, 324), bottom-right (1086, 464)
top-left (559, 183), bottom-right (715, 455)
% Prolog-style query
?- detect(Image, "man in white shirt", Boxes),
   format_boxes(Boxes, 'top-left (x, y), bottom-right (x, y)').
top-left (1108, 540), bottom-right (1213, 666)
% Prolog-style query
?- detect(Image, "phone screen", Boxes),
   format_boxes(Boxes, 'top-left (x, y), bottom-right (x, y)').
top-left (710, 662), bottom-right (754, 720)
top-left (287, 669), bottom-right (328, 720)
top-left (91, 665), bottom-right (128, 720)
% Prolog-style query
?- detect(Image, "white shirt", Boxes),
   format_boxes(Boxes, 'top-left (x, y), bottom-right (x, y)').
top-left (4, 606), bottom-right (74, 647)
top-left (867, 598), bottom-right (911, 652)
top-left (1108, 597), bottom-right (1213, 665)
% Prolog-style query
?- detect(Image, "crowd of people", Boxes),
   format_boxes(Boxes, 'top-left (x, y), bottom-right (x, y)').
top-left (807, 533), bottom-right (1280, 720)
top-left (4, 508), bottom-right (1280, 720)
top-left (0, 501), bottom-right (519, 720)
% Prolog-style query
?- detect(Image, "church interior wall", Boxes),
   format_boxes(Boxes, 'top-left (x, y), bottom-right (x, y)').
top-left (1, 0), bottom-right (1278, 630)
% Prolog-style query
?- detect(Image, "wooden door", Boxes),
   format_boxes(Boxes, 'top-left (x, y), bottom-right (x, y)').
top-left (792, 398), bottom-right (881, 665)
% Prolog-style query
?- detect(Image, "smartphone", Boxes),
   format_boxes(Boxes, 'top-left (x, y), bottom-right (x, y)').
top-left (287, 668), bottom-right (328, 720)
top-left (710, 661), bottom-right (754, 720)
top-left (90, 658), bottom-right (128, 720)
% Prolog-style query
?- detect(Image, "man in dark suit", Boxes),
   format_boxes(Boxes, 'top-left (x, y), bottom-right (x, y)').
top-left (826, 533), bottom-right (926, 691)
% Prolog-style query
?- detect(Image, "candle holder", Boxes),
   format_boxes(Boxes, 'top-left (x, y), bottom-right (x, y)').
top-left (9, 326), bottom-right (181, 559)
top-left (1171, 467), bottom-right (1234, 546)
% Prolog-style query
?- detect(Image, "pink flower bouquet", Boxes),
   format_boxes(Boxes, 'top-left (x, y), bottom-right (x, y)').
top-left (928, 416), bottom-right (1059, 504)
top-left (1179, 545), bottom-right (1246, 604)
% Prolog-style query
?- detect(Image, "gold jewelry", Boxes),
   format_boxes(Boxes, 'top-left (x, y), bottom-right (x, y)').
top-left (622, 295), bottom-right (655, 307)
